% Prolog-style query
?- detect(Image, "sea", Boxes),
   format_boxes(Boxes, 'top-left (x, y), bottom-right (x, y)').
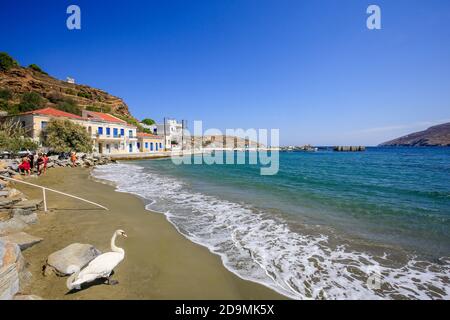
top-left (92, 147), bottom-right (450, 300)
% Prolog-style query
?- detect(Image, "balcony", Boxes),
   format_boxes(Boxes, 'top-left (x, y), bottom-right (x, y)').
top-left (94, 133), bottom-right (124, 140)
top-left (93, 133), bottom-right (138, 141)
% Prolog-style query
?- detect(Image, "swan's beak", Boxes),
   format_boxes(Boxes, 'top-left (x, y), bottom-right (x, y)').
top-left (122, 233), bottom-right (128, 238)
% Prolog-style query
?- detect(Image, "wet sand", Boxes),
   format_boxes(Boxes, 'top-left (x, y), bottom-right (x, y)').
top-left (13, 167), bottom-right (285, 299)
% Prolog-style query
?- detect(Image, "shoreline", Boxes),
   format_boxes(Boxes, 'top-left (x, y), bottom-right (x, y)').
top-left (13, 167), bottom-right (286, 299)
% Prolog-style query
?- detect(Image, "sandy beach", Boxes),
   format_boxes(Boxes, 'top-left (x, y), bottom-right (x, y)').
top-left (11, 167), bottom-right (285, 300)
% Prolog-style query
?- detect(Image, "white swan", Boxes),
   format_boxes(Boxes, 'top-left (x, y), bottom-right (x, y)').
top-left (66, 229), bottom-right (127, 290)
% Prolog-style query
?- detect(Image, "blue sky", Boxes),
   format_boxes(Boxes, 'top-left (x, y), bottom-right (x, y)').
top-left (1, 0), bottom-right (449, 145)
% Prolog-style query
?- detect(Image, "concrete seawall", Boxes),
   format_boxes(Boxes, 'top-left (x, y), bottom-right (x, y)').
top-left (333, 146), bottom-right (366, 152)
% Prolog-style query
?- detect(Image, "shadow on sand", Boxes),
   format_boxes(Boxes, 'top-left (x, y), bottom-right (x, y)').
top-left (65, 271), bottom-right (116, 295)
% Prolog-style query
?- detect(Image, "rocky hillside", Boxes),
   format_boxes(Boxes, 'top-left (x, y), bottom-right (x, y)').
top-left (0, 56), bottom-right (132, 119)
top-left (379, 122), bottom-right (450, 146)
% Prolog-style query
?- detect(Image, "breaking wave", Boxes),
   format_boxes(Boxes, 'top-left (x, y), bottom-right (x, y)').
top-left (92, 163), bottom-right (450, 300)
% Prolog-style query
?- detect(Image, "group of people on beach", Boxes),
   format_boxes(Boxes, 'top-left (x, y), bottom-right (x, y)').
top-left (18, 153), bottom-right (49, 176)
top-left (18, 151), bottom-right (78, 176)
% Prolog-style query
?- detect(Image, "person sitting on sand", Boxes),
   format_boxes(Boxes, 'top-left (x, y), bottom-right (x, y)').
top-left (18, 157), bottom-right (31, 175)
top-left (70, 152), bottom-right (77, 167)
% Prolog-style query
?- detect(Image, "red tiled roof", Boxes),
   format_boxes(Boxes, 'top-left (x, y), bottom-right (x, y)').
top-left (84, 111), bottom-right (126, 124)
top-left (137, 132), bottom-right (162, 139)
top-left (21, 107), bottom-right (83, 120)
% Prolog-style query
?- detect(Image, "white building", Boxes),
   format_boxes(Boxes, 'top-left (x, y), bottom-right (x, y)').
top-left (13, 107), bottom-right (139, 155)
top-left (141, 119), bottom-right (184, 150)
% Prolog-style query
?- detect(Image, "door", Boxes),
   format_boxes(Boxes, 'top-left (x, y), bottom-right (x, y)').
top-left (98, 143), bottom-right (103, 154)
top-left (129, 143), bottom-right (132, 153)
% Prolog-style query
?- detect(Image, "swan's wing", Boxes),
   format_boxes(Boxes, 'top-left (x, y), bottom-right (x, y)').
top-left (76, 252), bottom-right (124, 281)
top-left (71, 271), bottom-right (101, 287)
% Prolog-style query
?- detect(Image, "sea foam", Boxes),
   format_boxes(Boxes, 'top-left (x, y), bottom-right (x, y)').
top-left (92, 163), bottom-right (450, 300)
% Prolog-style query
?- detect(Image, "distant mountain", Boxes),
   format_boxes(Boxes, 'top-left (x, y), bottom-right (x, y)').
top-left (190, 135), bottom-right (263, 149)
top-left (379, 122), bottom-right (450, 146)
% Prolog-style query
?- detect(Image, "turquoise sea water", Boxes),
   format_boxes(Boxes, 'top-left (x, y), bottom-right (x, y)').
top-left (93, 147), bottom-right (450, 299)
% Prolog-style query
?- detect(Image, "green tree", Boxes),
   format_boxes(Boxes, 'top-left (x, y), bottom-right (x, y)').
top-left (41, 119), bottom-right (93, 153)
top-left (48, 92), bottom-right (81, 115)
top-left (0, 88), bottom-right (12, 100)
top-left (0, 52), bottom-right (19, 71)
top-left (0, 119), bottom-right (38, 152)
top-left (65, 88), bottom-right (76, 95)
top-left (85, 105), bottom-right (112, 113)
top-left (28, 64), bottom-right (48, 75)
top-left (0, 100), bottom-right (7, 110)
top-left (18, 92), bottom-right (45, 112)
top-left (56, 100), bottom-right (82, 115)
top-left (77, 91), bottom-right (92, 99)
top-left (0, 100), bottom-right (20, 115)
top-left (141, 118), bottom-right (155, 126)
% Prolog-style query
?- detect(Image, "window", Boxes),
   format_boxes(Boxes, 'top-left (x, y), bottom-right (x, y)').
top-left (137, 142), bottom-right (141, 149)
top-left (153, 128), bottom-right (157, 134)
top-left (106, 127), bottom-right (111, 136)
top-left (156, 143), bottom-right (159, 151)
top-left (98, 127), bottom-right (103, 135)
top-left (145, 142), bottom-right (148, 149)
top-left (120, 128), bottom-right (124, 136)
top-left (128, 130), bottom-right (133, 137)
top-left (159, 143), bottom-right (162, 149)
top-left (113, 128), bottom-right (118, 137)
top-left (41, 121), bottom-right (48, 129)
top-left (150, 142), bottom-right (153, 151)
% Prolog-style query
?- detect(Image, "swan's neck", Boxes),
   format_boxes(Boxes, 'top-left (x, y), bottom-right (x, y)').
top-left (111, 233), bottom-right (124, 254)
